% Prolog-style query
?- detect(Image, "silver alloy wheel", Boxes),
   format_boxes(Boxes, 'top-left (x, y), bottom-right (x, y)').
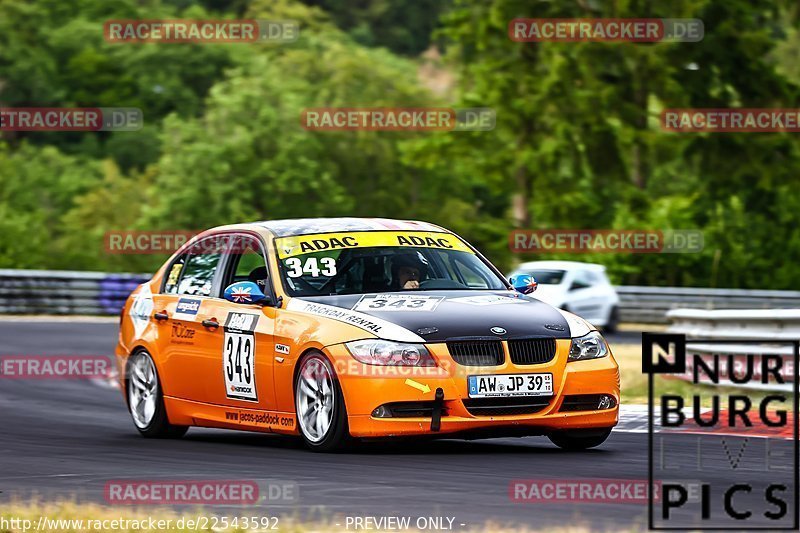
top-left (296, 356), bottom-right (335, 443)
top-left (128, 353), bottom-right (158, 429)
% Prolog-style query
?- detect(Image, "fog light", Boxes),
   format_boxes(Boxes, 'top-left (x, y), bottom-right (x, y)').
top-left (372, 405), bottom-right (392, 418)
top-left (597, 395), bottom-right (615, 410)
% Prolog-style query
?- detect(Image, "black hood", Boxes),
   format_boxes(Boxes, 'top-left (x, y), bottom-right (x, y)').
top-left (297, 291), bottom-right (571, 342)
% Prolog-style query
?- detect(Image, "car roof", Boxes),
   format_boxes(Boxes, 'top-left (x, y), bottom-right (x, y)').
top-left (514, 260), bottom-right (607, 272)
top-left (251, 217), bottom-right (447, 238)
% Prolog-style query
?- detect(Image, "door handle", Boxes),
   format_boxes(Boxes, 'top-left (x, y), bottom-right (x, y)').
top-left (202, 319), bottom-right (220, 330)
top-left (154, 311), bottom-right (169, 321)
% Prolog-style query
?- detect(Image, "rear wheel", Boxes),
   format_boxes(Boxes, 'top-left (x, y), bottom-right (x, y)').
top-left (548, 428), bottom-right (612, 450)
top-left (126, 350), bottom-right (187, 438)
top-left (295, 352), bottom-right (350, 452)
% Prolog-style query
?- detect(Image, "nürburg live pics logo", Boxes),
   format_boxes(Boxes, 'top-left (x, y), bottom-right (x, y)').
top-left (643, 332), bottom-right (799, 530)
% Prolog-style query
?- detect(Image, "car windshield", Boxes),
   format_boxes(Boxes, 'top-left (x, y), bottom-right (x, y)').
top-left (275, 232), bottom-right (507, 297)
top-left (522, 269), bottom-right (566, 285)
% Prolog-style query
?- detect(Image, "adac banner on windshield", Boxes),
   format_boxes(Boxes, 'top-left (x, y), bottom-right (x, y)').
top-left (275, 231), bottom-right (474, 259)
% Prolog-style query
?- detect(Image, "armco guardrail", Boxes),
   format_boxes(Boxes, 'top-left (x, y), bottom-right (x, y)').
top-left (0, 269), bottom-right (149, 315)
top-left (616, 286), bottom-right (800, 324)
top-left (667, 308), bottom-right (798, 390)
top-left (667, 308), bottom-right (800, 341)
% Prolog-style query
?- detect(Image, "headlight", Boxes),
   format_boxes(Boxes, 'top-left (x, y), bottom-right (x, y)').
top-left (345, 340), bottom-right (436, 367)
top-left (568, 331), bottom-right (609, 361)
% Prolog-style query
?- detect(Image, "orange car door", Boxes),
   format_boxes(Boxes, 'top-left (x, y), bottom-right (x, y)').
top-left (156, 238), bottom-right (226, 402)
top-left (208, 234), bottom-right (278, 411)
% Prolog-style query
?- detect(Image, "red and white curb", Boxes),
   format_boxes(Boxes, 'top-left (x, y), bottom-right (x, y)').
top-left (614, 405), bottom-right (650, 433)
top-left (615, 404), bottom-right (793, 439)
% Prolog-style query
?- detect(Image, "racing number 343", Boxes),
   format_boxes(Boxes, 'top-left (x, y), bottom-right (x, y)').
top-left (224, 331), bottom-right (257, 401)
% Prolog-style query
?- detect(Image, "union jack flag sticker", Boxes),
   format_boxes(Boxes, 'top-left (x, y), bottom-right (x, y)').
top-left (231, 286), bottom-right (253, 303)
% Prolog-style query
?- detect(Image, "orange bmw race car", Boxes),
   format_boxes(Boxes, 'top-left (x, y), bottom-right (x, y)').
top-left (117, 218), bottom-right (620, 451)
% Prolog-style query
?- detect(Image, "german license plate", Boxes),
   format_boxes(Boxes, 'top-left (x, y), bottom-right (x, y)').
top-left (467, 373), bottom-right (553, 398)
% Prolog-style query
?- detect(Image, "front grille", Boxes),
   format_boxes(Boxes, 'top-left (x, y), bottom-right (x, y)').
top-left (463, 397), bottom-right (551, 416)
top-left (508, 337), bottom-right (557, 365)
top-left (447, 340), bottom-right (504, 366)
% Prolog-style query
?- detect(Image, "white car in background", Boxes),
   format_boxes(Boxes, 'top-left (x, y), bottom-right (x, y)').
top-left (508, 261), bottom-right (621, 332)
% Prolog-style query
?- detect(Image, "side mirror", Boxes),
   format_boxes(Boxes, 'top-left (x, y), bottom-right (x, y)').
top-left (223, 281), bottom-right (269, 305)
top-left (509, 274), bottom-right (538, 295)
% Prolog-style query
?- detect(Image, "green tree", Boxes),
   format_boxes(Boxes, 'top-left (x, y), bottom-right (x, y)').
top-left (142, 0), bottom-right (438, 230)
top-left (0, 0), bottom-right (237, 170)
top-left (0, 143), bottom-right (103, 268)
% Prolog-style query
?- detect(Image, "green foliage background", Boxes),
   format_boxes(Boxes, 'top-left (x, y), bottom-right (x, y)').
top-left (1, 0), bottom-right (798, 288)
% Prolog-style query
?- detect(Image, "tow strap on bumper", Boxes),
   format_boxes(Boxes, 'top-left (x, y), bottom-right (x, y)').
top-left (431, 387), bottom-right (444, 432)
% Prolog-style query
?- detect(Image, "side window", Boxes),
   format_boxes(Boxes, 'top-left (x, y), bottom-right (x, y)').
top-left (164, 256), bottom-right (186, 294)
top-left (227, 236), bottom-right (270, 293)
top-left (177, 248), bottom-right (222, 297)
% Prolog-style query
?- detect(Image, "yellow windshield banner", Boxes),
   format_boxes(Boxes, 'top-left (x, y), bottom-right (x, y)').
top-left (275, 231), bottom-right (473, 259)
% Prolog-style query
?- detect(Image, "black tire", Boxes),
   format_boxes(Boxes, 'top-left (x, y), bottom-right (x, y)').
top-left (548, 428), bottom-right (613, 451)
top-left (604, 306), bottom-right (620, 334)
top-left (126, 351), bottom-right (188, 439)
top-left (294, 351), bottom-right (350, 452)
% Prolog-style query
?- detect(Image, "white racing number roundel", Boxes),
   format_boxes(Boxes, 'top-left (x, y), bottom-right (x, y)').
top-left (223, 313), bottom-right (259, 402)
top-left (353, 294), bottom-right (444, 312)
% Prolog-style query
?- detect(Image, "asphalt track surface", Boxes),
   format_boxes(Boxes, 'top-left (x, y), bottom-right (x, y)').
top-left (0, 322), bottom-right (795, 531)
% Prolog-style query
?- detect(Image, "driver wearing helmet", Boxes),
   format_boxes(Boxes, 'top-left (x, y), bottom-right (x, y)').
top-left (391, 252), bottom-right (429, 290)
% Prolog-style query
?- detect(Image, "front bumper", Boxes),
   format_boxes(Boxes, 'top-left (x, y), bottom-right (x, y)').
top-left (325, 338), bottom-right (620, 438)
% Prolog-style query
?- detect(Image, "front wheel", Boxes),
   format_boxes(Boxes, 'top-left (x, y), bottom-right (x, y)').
top-left (548, 428), bottom-right (613, 450)
top-left (295, 352), bottom-right (350, 452)
top-left (126, 350), bottom-right (187, 438)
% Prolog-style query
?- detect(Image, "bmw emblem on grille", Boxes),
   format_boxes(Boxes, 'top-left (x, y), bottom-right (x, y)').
top-left (490, 327), bottom-right (506, 335)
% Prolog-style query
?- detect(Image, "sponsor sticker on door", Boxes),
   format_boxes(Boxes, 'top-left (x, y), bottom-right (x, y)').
top-left (175, 297), bottom-right (201, 317)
